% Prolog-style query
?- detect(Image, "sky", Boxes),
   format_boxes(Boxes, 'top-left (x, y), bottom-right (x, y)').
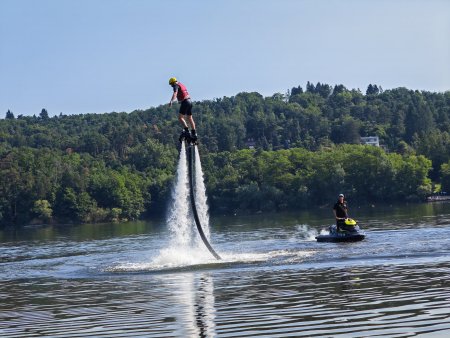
top-left (0, 0), bottom-right (449, 117)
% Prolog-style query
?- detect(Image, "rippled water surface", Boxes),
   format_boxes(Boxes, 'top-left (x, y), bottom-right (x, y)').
top-left (1, 203), bottom-right (450, 337)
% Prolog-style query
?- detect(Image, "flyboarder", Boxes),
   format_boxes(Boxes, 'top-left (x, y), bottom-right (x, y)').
top-left (168, 77), bottom-right (197, 142)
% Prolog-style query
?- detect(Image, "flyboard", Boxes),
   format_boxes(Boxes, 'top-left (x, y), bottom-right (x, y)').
top-left (180, 131), bottom-right (221, 260)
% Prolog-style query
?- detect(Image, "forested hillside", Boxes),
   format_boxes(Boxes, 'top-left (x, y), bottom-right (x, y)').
top-left (1, 83), bottom-right (449, 225)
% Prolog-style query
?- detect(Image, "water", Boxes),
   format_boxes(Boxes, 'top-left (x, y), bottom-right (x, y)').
top-left (1, 202), bottom-right (450, 337)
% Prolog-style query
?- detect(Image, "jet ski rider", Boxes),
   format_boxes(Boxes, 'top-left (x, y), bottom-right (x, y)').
top-left (333, 193), bottom-right (348, 232)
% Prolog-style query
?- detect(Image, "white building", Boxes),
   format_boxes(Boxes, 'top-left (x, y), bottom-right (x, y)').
top-left (360, 136), bottom-right (380, 147)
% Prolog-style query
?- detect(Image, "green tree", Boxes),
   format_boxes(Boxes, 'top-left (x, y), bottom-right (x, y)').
top-left (331, 117), bottom-right (361, 144)
top-left (32, 199), bottom-right (53, 222)
top-left (5, 110), bottom-right (15, 119)
top-left (366, 84), bottom-right (380, 95)
top-left (441, 161), bottom-right (450, 193)
top-left (40, 109), bottom-right (49, 120)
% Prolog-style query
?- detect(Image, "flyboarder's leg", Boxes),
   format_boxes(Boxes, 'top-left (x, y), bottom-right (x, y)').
top-left (183, 99), bottom-right (197, 141)
top-left (178, 99), bottom-right (196, 142)
top-left (178, 114), bottom-right (188, 129)
top-left (178, 114), bottom-right (190, 143)
top-left (187, 115), bottom-right (196, 130)
top-left (188, 115), bottom-right (197, 141)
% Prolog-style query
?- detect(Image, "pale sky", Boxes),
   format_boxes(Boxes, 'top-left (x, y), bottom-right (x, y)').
top-left (1, 0), bottom-right (449, 116)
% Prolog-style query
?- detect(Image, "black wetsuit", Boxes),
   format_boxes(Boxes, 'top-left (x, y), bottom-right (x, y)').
top-left (333, 201), bottom-right (348, 230)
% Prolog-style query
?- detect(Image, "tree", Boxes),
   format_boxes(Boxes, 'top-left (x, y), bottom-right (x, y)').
top-left (290, 85), bottom-right (303, 96)
top-left (405, 93), bottom-right (435, 141)
top-left (315, 82), bottom-right (332, 98)
top-left (306, 81), bottom-right (315, 93)
top-left (441, 161), bottom-right (450, 193)
top-left (366, 84), bottom-right (380, 95)
top-left (5, 110), bottom-right (14, 119)
top-left (332, 84), bottom-right (348, 96)
top-left (40, 109), bottom-right (49, 119)
top-left (396, 140), bottom-right (414, 155)
top-left (32, 200), bottom-right (53, 222)
top-left (331, 118), bottom-right (361, 144)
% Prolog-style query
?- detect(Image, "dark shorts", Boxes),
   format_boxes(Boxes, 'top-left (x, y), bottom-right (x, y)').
top-left (336, 219), bottom-right (346, 228)
top-left (179, 99), bottom-right (192, 116)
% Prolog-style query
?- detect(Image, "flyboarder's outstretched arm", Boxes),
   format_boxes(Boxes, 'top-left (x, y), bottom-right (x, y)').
top-left (169, 90), bottom-right (177, 107)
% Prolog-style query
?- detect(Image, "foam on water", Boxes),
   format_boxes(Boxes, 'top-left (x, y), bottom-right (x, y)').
top-left (319, 228), bottom-right (330, 235)
top-left (294, 224), bottom-right (321, 241)
top-left (108, 249), bottom-right (314, 272)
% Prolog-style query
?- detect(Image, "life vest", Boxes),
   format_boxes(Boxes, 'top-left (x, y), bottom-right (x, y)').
top-left (176, 82), bottom-right (190, 101)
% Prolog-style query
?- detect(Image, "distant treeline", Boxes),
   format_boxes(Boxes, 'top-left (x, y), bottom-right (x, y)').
top-left (1, 83), bottom-right (449, 225)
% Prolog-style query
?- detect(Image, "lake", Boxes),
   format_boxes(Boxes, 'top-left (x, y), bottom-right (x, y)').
top-left (1, 202), bottom-right (450, 337)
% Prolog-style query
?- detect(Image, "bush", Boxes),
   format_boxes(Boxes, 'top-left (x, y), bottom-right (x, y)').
top-left (33, 200), bottom-right (53, 222)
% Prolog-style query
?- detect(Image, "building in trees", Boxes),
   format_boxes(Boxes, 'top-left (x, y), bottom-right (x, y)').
top-left (361, 136), bottom-right (380, 147)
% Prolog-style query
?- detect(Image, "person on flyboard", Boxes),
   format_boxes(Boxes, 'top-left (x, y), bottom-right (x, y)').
top-left (168, 77), bottom-right (197, 143)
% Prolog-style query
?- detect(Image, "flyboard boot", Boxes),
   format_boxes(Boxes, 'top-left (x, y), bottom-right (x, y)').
top-left (190, 129), bottom-right (198, 144)
top-left (179, 127), bottom-right (192, 143)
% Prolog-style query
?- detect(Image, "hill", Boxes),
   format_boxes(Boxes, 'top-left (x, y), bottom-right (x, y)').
top-left (1, 83), bottom-right (449, 225)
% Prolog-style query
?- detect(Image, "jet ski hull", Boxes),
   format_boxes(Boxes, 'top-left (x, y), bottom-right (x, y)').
top-left (316, 224), bottom-right (365, 242)
top-left (316, 233), bottom-right (365, 242)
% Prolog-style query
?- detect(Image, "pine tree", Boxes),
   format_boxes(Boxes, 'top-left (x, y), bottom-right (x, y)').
top-left (40, 109), bottom-right (49, 119)
top-left (5, 110), bottom-right (14, 119)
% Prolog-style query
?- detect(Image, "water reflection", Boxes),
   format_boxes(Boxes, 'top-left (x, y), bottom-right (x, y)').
top-left (160, 273), bottom-right (216, 337)
top-left (0, 220), bottom-right (163, 243)
top-left (194, 275), bottom-right (216, 338)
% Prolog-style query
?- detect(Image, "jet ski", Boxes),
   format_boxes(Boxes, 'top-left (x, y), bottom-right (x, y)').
top-left (316, 218), bottom-right (365, 242)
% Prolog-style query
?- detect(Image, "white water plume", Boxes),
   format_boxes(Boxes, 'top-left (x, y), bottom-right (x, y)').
top-left (151, 143), bottom-right (215, 267)
top-left (166, 142), bottom-right (193, 247)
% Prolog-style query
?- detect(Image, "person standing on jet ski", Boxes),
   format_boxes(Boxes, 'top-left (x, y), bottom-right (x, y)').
top-left (333, 193), bottom-right (348, 231)
top-left (168, 77), bottom-right (197, 142)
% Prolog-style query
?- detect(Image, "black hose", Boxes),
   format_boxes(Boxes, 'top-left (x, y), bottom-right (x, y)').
top-left (187, 144), bottom-right (221, 260)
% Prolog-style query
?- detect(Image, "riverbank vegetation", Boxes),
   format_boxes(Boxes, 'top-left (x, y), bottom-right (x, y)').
top-left (1, 83), bottom-right (449, 225)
